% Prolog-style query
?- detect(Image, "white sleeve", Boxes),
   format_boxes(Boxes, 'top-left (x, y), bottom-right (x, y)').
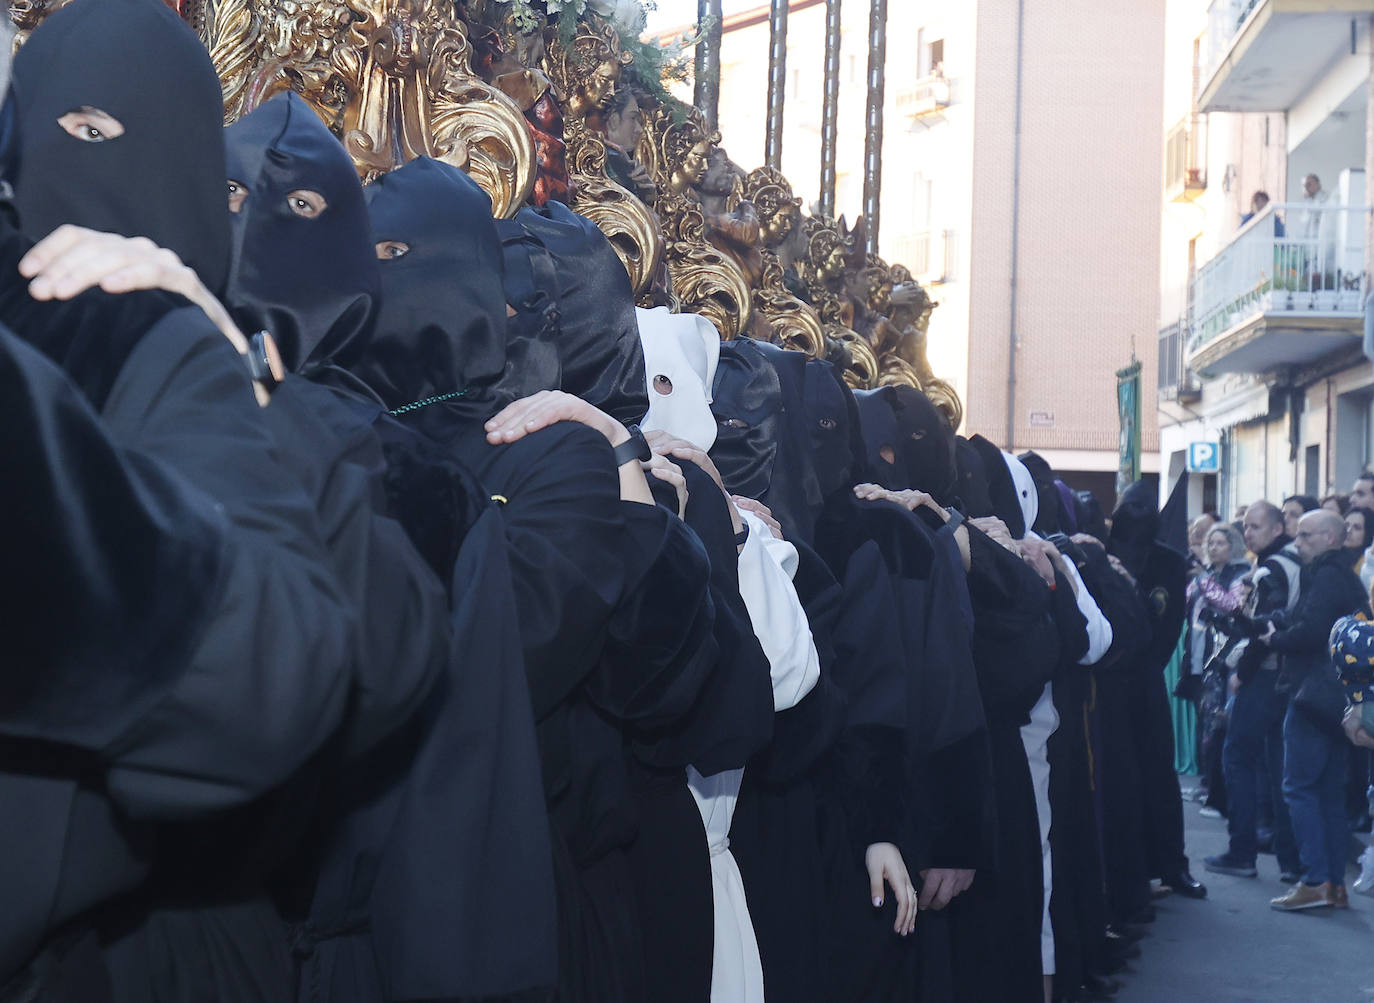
top-left (735, 509), bottom-right (821, 711)
top-left (1059, 557), bottom-right (1113, 665)
top-left (1362, 548), bottom-right (1374, 594)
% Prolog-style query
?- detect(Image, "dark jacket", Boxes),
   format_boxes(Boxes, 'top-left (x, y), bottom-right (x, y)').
top-left (1270, 548), bottom-right (1370, 690)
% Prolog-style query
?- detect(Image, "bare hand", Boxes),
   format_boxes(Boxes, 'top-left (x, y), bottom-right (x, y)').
top-left (917, 868), bottom-right (974, 911)
top-left (19, 225), bottom-right (268, 402)
top-left (484, 390), bottom-right (624, 447)
top-left (853, 483), bottom-right (950, 522)
top-left (643, 454), bottom-right (688, 518)
top-left (1343, 704), bottom-right (1374, 748)
top-left (970, 516), bottom-right (1018, 554)
top-left (865, 843), bottom-right (918, 936)
top-left (645, 429), bottom-right (726, 492)
top-left (1017, 536), bottom-right (1057, 588)
top-left (1228, 672), bottom-right (1241, 695)
top-left (1259, 621), bottom-right (1277, 645)
top-left (733, 496), bottom-right (783, 540)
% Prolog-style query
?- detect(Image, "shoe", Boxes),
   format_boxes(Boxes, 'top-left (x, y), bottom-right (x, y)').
top-left (1270, 882), bottom-right (1333, 911)
top-left (1161, 870), bottom-right (1207, 899)
top-left (1149, 880), bottom-right (1172, 899)
top-left (1180, 786), bottom-right (1208, 803)
top-left (1279, 870), bottom-right (1301, 884)
top-left (1106, 923), bottom-right (1146, 944)
top-left (1199, 805), bottom-right (1223, 819)
top-left (1329, 884), bottom-right (1349, 909)
top-left (1354, 847), bottom-right (1374, 894)
top-left (1204, 853), bottom-right (1258, 878)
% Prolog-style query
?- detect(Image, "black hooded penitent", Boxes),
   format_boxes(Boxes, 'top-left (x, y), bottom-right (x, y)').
top-left (224, 91), bottom-right (379, 373)
top-left (12, 0), bottom-right (230, 296)
top-left (890, 385), bottom-right (958, 505)
top-left (356, 157), bottom-right (551, 421)
top-left (498, 200), bottom-right (647, 424)
top-left (709, 338), bottom-right (823, 543)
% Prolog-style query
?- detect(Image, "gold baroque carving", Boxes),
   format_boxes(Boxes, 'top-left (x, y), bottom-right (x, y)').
top-left (204, 0), bottom-right (534, 217)
top-left (544, 15), bottom-right (663, 295)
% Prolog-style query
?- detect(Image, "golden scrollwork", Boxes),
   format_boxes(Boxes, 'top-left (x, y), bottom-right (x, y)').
top-left (644, 105), bottom-right (752, 339)
top-left (543, 15), bottom-right (663, 294)
top-left (203, 0), bottom-right (533, 216)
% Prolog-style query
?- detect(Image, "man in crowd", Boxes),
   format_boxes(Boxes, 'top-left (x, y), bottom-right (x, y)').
top-left (1262, 509), bottom-right (1369, 910)
top-left (1205, 501), bottom-right (1301, 883)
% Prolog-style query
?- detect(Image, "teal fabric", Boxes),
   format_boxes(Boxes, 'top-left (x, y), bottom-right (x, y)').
top-left (1165, 623), bottom-right (1200, 774)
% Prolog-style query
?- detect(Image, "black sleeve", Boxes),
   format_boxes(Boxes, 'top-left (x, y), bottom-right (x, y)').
top-left (1075, 547), bottom-right (1149, 670)
top-left (96, 311), bottom-right (358, 820)
top-left (1270, 566), bottom-right (1361, 655)
top-left (0, 325), bottom-right (225, 745)
top-left (262, 381), bottom-right (451, 762)
top-left (464, 423), bottom-right (632, 719)
top-left (966, 528), bottom-right (1060, 713)
top-left (637, 461), bottom-right (773, 775)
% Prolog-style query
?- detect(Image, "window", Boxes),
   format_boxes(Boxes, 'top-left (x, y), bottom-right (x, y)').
top-left (918, 34), bottom-right (944, 78)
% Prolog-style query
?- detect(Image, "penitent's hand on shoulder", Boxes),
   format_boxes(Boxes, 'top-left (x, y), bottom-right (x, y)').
top-left (18, 225), bottom-right (269, 404)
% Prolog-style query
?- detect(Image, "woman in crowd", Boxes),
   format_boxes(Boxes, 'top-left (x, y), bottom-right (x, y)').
top-left (1188, 521), bottom-right (1251, 822)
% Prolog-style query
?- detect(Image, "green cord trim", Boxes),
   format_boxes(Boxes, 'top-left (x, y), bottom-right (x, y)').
top-left (389, 389), bottom-right (468, 416)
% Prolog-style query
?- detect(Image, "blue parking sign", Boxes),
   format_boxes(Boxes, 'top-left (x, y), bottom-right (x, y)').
top-left (1188, 442), bottom-right (1219, 473)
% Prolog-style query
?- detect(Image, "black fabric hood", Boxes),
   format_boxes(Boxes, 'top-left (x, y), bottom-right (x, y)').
top-left (853, 386), bottom-right (905, 489)
top-left (803, 358), bottom-right (868, 500)
top-left (968, 434), bottom-right (1024, 538)
top-left (891, 385), bottom-right (958, 505)
top-left (497, 201), bottom-right (646, 425)
top-left (12, 0), bottom-right (229, 296)
top-left (1017, 450), bottom-right (1062, 536)
top-left (224, 92), bottom-right (379, 373)
top-left (709, 338), bottom-right (823, 542)
top-left (1109, 479), bottom-right (1159, 579)
top-left (954, 436), bottom-right (993, 518)
top-left (355, 157), bottom-right (521, 420)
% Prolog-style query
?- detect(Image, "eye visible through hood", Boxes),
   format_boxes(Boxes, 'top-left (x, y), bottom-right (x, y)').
top-left (636, 306), bottom-right (720, 451)
top-left (12, 0), bottom-right (230, 295)
top-left (354, 156), bottom-right (511, 417)
top-left (223, 91), bottom-right (379, 373)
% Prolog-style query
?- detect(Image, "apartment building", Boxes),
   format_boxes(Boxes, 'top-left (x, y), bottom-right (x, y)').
top-left (660, 0), bottom-right (1167, 501)
top-left (1158, 0), bottom-right (1374, 515)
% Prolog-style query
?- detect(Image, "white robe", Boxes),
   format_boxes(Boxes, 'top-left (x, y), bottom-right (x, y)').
top-left (688, 509), bottom-right (820, 1003)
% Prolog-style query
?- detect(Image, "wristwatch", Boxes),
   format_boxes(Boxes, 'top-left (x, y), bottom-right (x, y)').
top-left (246, 330), bottom-right (284, 391)
top-left (613, 424), bottom-right (653, 467)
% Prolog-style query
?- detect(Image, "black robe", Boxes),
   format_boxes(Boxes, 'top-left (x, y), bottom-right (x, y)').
top-left (628, 461), bottom-right (774, 1003)
top-left (0, 307), bottom-right (358, 995)
top-left (427, 416), bottom-right (716, 1003)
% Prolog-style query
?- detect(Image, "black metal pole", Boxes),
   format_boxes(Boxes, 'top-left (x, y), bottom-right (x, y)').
top-left (819, 0), bottom-right (841, 217)
top-left (765, 0), bottom-right (789, 170)
top-left (861, 0), bottom-right (887, 254)
top-left (694, 0), bottom-right (724, 132)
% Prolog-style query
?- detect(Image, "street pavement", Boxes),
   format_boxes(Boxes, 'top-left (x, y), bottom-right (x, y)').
top-left (1115, 787), bottom-right (1374, 1003)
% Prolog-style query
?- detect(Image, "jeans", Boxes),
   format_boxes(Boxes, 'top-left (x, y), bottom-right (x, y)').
top-left (1282, 702), bottom-right (1348, 887)
top-left (1222, 670), bottom-right (1298, 871)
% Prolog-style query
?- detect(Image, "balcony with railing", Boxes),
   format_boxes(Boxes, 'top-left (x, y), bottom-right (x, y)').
top-left (1186, 202), bottom-right (1368, 375)
top-left (1159, 319), bottom-right (1202, 404)
top-left (1199, 0), bottom-right (1374, 112)
top-left (896, 72), bottom-right (951, 119)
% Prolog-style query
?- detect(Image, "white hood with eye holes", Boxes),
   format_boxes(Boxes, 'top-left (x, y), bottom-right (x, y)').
top-left (636, 306), bottom-right (721, 451)
top-left (1002, 450), bottom-right (1039, 540)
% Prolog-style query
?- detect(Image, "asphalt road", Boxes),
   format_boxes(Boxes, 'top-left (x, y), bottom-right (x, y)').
top-left (1115, 788), bottom-right (1374, 1003)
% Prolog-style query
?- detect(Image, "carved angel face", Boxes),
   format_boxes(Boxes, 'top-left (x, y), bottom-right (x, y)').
top-left (682, 140), bottom-right (710, 186)
top-left (865, 269), bottom-right (892, 312)
top-left (585, 59), bottom-right (620, 107)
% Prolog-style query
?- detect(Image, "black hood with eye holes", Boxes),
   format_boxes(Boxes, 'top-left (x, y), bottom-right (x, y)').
top-left (853, 386), bottom-right (905, 490)
top-left (709, 338), bottom-right (823, 543)
top-left (223, 92), bottom-right (379, 373)
top-left (353, 157), bottom-right (521, 422)
top-left (954, 436), bottom-right (993, 518)
top-left (12, 0), bottom-right (229, 296)
top-left (803, 358), bottom-right (868, 500)
top-left (890, 384), bottom-right (957, 505)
